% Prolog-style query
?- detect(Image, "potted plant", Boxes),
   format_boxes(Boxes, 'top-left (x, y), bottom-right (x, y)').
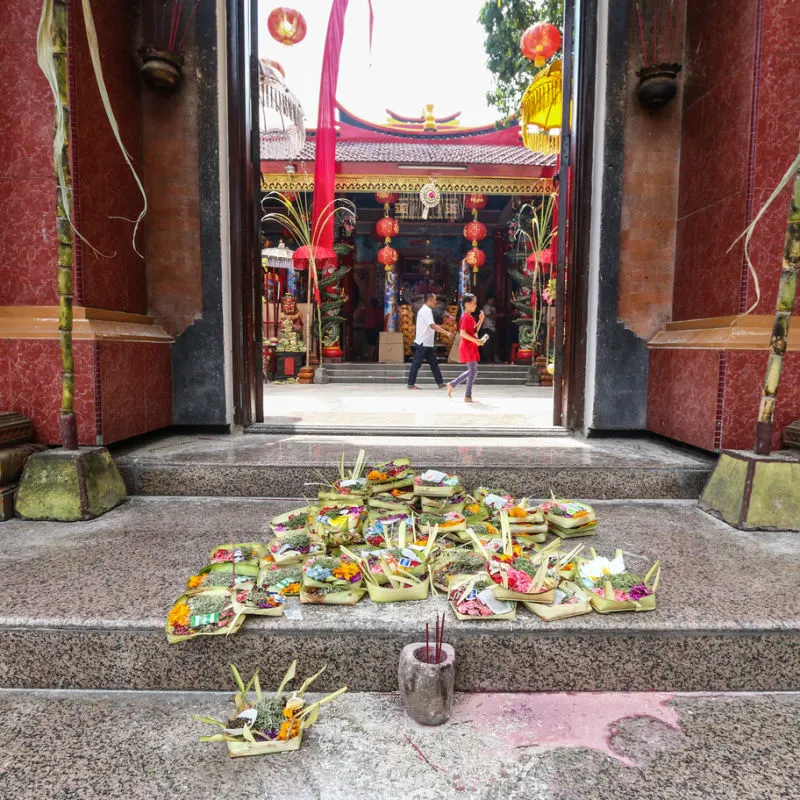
top-left (398, 615), bottom-right (455, 725)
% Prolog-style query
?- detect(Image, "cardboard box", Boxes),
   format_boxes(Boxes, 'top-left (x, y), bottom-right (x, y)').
top-left (379, 332), bottom-right (405, 363)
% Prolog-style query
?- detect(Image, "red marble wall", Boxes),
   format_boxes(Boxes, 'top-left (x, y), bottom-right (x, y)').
top-left (649, 349), bottom-right (800, 453)
top-left (648, 0), bottom-right (800, 453)
top-left (69, 0), bottom-right (147, 313)
top-left (647, 349), bottom-right (720, 451)
top-left (0, 0), bottom-right (58, 306)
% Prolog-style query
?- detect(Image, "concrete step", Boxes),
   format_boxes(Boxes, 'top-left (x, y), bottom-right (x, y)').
top-left (115, 433), bottom-right (713, 499)
top-left (1, 687), bottom-right (796, 799)
top-left (327, 377), bottom-right (528, 386)
top-left (1, 496), bottom-right (796, 694)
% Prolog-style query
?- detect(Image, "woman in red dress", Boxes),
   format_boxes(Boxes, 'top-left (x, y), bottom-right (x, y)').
top-left (447, 293), bottom-right (485, 403)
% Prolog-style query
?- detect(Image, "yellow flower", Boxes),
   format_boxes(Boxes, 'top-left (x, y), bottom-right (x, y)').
top-left (465, 504), bottom-right (479, 515)
top-left (167, 602), bottom-right (190, 628)
top-left (277, 719), bottom-right (300, 741)
top-left (186, 575), bottom-right (204, 589)
top-left (368, 470), bottom-right (388, 481)
top-left (280, 582), bottom-right (301, 596)
top-left (486, 523), bottom-right (498, 535)
top-left (509, 506), bottom-right (526, 518)
top-left (332, 562), bottom-right (360, 581)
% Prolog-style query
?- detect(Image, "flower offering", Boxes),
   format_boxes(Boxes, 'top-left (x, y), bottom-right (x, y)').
top-left (195, 662), bottom-right (347, 757)
top-left (268, 531), bottom-right (325, 565)
top-left (413, 469), bottom-right (463, 498)
top-left (539, 499), bottom-right (598, 538)
top-left (300, 555), bottom-right (365, 605)
top-left (166, 586), bottom-right (247, 643)
top-left (209, 543), bottom-right (263, 565)
top-left (578, 549), bottom-right (661, 613)
top-left (448, 574), bottom-right (516, 621)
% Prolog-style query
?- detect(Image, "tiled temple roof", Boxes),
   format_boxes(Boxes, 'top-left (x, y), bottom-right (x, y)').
top-left (261, 137), bottom-right (556, 167)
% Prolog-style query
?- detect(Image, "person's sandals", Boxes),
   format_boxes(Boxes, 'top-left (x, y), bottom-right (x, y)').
top-left (465, 397), bottom-right (473, 403)
top-left (408, 385), bottom-right (421, 390)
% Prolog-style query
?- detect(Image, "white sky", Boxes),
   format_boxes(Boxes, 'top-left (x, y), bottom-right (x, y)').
top-left (258, 0), bottom-right (498, 128)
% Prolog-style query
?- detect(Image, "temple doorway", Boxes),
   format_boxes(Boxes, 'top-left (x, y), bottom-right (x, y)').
top-left (239, 0), bottom-right (587, 434)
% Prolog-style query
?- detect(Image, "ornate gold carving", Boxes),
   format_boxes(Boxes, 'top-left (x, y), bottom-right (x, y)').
top-left (260, 173), bottom-right (555, 196)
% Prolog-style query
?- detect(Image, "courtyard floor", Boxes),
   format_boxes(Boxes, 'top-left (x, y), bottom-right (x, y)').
top-left (261, 383), bottom-right (556, 433)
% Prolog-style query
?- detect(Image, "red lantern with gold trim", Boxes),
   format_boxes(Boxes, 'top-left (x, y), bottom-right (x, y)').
top-left (267, 7), bottom-right (307, 46)
top-left (374, 192), bottom-right (399, 207)
top-left (465, 247), bottom-right (486, 271)
top-left (463, 220), bottom-right (487, 244)
top-left (375, 216), bottom-right (400, 240)
top-left (378, 245), bottom-right (398, 268)
top-left (520, 22), bottom-right (562, 67)
top-left (464, 194), bottom-right (488, 212)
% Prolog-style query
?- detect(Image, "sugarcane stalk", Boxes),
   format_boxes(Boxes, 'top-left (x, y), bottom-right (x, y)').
top-left (51, 0), bottom-right (78, 450)
top-left (754, 161), bottom-right (800, 455)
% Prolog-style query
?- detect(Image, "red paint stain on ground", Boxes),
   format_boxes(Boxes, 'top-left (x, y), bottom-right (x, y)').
top-left (453, 693), bottom-right (682, 767)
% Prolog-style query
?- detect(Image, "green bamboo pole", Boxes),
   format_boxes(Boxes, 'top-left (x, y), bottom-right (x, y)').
top-left (50, 0), bottom-right (79, 450)
top-left (754, 161), bottom-right (800, 455)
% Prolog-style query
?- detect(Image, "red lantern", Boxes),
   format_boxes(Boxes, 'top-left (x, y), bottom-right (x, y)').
top-left (267, 7), bottom-right (307, 46)
top-left (520, 22), bottom-right (562, 67)
top-left (463, 220), bottom-right (487, 244)
top-left (464, 194), bottom-right (488, 211)
top-left (375, 216), bottom-right (400, 240)
top-left (377, 245), bottom-right (398, 267)
top-left (374, 192), bottom-right (399, 206)
top-left (465, 248), bottom-right (486, 269)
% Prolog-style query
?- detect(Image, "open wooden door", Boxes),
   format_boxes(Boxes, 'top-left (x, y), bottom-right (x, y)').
top-left (228, 0), bottom-right (264, 426)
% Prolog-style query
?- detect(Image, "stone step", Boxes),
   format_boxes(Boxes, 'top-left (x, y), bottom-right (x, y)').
top-left (1, 496), bottom-right (796, 694)
top-left (1, 687), bottom-right (796, 799)
top-left (115, 433), bottom-right (713, 499)
top-left (246, 423), bottom-right (560, 437)
top-left (327, 376), bottom-right (528, 386)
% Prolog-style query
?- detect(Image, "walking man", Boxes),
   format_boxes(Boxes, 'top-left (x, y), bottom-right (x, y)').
top-left (407, 293), bottom-right (453, 390)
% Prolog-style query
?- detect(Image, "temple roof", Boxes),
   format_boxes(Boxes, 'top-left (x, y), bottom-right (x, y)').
top-left (281, 139), bottom-right (556, 167)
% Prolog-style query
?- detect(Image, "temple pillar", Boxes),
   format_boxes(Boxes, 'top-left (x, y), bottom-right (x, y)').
top-left (384, 267), bottom-right (398, 332)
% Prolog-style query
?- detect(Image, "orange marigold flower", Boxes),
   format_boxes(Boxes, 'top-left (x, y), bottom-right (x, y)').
top-left (573, 510), bottom-right (589, 518)
top-left (368, 470), bottom-right (388, 482)
top-left (391, 489), bottom-right (403, 497)
top-left (465, 504), bottom-right (479, 515)
top-left (277, 719), bottom-right (300, 741)
top-left (280, 582), bottom-right (301, 596)
top-left (186, 575), bottom-right (204, 589)
top-left (167, 602), bottom-right (190, 628)
top-left (509, 506), bottom-right (526, 518)
top-left (332, 562), bottom-right (360, 581)
top-left (486, 523), bottom-right (498, 535)
top-left (512, 543), bottom-right (523, 556)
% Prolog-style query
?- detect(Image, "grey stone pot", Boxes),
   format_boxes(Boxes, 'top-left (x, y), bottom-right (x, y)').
top-left (398, 642), bottom-right (455, 726)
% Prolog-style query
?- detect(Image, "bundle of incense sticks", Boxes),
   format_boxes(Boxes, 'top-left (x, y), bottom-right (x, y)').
top-left (424, 613), bottom-right (446, 664)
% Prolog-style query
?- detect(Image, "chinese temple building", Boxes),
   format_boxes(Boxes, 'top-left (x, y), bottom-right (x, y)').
top-left (260, 104), bottom-right (559, 367)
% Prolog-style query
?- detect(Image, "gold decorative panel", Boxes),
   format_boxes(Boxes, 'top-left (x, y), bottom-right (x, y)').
top-left (260, 173), bottom-right (555, 196)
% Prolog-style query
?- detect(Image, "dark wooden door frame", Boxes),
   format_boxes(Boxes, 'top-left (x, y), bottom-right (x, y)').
top-left (227, 0), bottom-right (263, 427)
top-left (227, 0), bottom-right (597, 430)
top-left (560, 0), bottom-right (597, 431)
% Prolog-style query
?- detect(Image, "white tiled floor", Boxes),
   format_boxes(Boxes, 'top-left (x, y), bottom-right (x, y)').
top-left (262, 383), bottom-right (556, 429)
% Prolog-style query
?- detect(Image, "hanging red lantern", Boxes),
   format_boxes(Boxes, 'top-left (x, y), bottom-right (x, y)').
top-left (465, 247), bottom-right (486, 270)
top-left (267, 7), bottom-right (307, 46)
top-left (463, 193), bottom-right (488, 212)
top-left (374, 192), bottom-right (399, 207)
top-left (375, 216), bottom-right (400, 240)
top-left (463, 220), bottom-right (487, 244)
top-left (377, 245), bottom-right (398, 267)
top-left (520, 22), bottom-right (562, 67)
